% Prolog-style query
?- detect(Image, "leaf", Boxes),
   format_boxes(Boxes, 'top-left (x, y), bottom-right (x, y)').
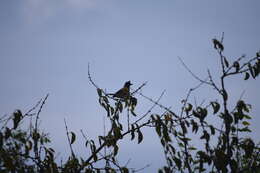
top-left (191, 120), bottom-right (199, 134)
top-left (242, 121), bottom-right (250, 126)
top-left (254, 65), bottom-right (259, 77)
top-left (97, 88), bottom-right (102, 97)
top-left (209, 125), bottom-right (215, 135)
top-left (233, 61), bottom-right (240, 72)
top-left (248, 63), bottom-right (255, 78)
top-left (244, 72), bottom-right (250, 80)
top-left (173, 157), bottom-right (182, 170)
top-left (5, 127), bottom-right (12, 139)
top-left (113, 145), bottom-right (119, 156)
top-left (131, 125), bottom-right (135, 140)
top-left (121, 167), bottom-right (129, 173)
top-left (212, 39), bottom-right (224, 51)
top-left (257, 51), bottom-right (260, 57)
top-left (131, 110), bottom-right (137, 116)
top-left (230, 159), bottom-right (238, 172)
top-left (224, 57), bottom-right (229, 68)
top-left (118, 101), bottom-right (123, 113)
top-left (243, 114), bottom-right (252, 119)
top-left (188, 147), bottom-right (197, 150)
top-left (185, 103), bottom-right (193, 114)
top-left (163, 125), bottom-right (171, 142)
top-left (26, 140), bottom-right (33, 151)
top-left (180, 121), bottom-right (187, 134)
top-left (13, 110), bottom-right (23, 129)
top-left (137, 129), bottom-right (143, 144)
top-left (130, 97), bottom-right (137, 107)
top-left (211, 102), bottom-right (220, 114)
top-left (110, 107), bottom-right (114, 115)
top-left (69, 132), bottom-right (76, 144)
top-left (237, 127), bottom-right (251, 132)
top-left (155, 123), bottom-right (161, 137)
top-left (114, 127), bottom-right (122, 139)
top-left (85, 141), bottom-right (89, 148)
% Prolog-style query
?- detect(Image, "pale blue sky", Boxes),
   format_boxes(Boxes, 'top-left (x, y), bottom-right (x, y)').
top-left (0, 0), bottom-right (259, 171)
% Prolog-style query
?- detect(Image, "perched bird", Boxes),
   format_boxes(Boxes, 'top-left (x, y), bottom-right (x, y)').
top-left (113, 81), bottom-right (132, 99)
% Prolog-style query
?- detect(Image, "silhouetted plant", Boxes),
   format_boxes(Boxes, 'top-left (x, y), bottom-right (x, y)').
top-left (0, 35), bottom-right (259, 173)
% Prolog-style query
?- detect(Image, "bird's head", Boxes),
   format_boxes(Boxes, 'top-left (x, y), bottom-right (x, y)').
top-left (124, 81), bottom-right (133, 88)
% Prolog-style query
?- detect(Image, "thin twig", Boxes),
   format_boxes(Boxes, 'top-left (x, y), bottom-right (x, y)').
top-left (137, 92), bottom-right (179, 119)
top-left (178, 57), bottom-right (211, 85)
top-left (34, 93), bottom-right (49, 161)
top-left (132, 164), bottom-right (151, 173)
top-left (134, 90), bottom-right (166, 124)
top-left (131, 82), bottom-right (148, 95)
top-left (180, 80), bottom-right (206, 118)
top-left (207, 69), bottom-right (222, 94)
top-left (88, 63), bottom-right (100, 90)
top-left (64, 119), bottom-right (75, 158)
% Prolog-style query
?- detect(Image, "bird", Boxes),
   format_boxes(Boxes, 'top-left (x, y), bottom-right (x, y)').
top-left (113, 81), bottom-right (132, 99)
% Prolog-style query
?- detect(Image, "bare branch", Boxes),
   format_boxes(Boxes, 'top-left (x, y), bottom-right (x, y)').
top-left (178, 57), bottom-right (211, 85)
top-left (131, 81), bottom-right (148, 95)
top-left (134, 90), bottom-right (166, 124)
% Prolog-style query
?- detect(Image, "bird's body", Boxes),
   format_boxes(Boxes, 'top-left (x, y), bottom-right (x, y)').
top-left (113, 81), bottom-right (132, 99)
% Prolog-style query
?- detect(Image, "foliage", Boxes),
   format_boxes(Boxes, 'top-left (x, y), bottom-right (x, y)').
top-left (0, 36), bottom-right (260, 172)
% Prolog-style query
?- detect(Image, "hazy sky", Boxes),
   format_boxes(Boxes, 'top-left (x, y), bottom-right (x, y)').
top-left (0, 0), bottom-right (259, 171)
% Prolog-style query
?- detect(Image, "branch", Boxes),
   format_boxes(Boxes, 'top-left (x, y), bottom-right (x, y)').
top-left (34, 93), bottom-right (49, 161)
top-left (131, 82), bottom-right (148, 95)
top-left (137, 92), bottom-right (179, 119)
top-left (178, 57), bottom-right (211, 85)
top-left (64, 119), bottom-right (75, 158)
top-left (134, 90), bottom-right (165, 124)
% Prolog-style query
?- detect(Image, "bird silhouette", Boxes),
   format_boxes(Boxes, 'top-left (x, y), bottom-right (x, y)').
top-left (113, 81), bottom-right (132, 99)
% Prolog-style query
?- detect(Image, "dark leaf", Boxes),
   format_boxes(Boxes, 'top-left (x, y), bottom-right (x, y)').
top-left (173, 157), bottom-right (182, 169)
top-left (209, 125), bottom-right (215, 135)
top-left (163, 125), bottom-right (171, 142)
top-left (191, 120), bottom-right (199, 134)
top-left (185, 103), bottom-right (193, 114)
top-left (224, 57), bottom-right (229, 68)
top-left (155, 123), bottom-right (161, 137)
top-left (244, 72), bottom-right (250, 80)
top-left (180, 121), bottom-right (187, 134)
top-left (97, 88), bottom-right (102, 97)
top-left (237, 127), bottom-right (251, 132)
top-left (212, 39), bottom-right (224, 51)
top-left (113, 145), bottom-right (119, 156)
top-left (242, 121), bottom-right (250, 126)
top-left (211, 102), bottom-right (220, 114)
top-left (5, 127), bottom-right (12, 139)
top-left (248, 63), bottom-right (255, 78)
top-left (121, 167), bottom-right (129, 173)
top-left (70, 132), bottom-right (76, 144)
top-left (188, 147), bottom-right (197, 150)
top-left (130, 97), bottom-right (137, 107)
top-left (243, 114), bottom-right (252, 119)
top-left (230, 159), bottom-right (238, 172)
top-left (13, 110), bottom-right (23, 129)
top-left (233, 61), bottom-right (240, 72)
top-left (137, 129), bottom-right (143, 144)
top-left (130, 110), bottom-right (137, 116)
top-left (131, 125), bottom-right (135, 140)
top-left (114, 127), bottom-right (122, 139)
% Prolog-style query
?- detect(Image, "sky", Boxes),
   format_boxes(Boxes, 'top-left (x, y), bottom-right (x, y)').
top-left (0, 0), bottom-right (259, 172)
